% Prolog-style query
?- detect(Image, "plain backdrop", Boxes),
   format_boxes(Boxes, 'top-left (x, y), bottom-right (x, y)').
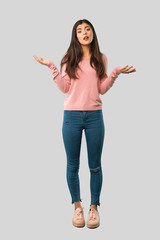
top-left (0, 0), bottom-right (160, 239)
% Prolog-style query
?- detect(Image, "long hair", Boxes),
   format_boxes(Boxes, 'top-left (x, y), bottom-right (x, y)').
top-left (60, 19), bottom-right (106, 80)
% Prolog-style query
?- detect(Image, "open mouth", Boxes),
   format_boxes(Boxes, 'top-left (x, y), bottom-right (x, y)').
top-left (83, 36), bottom-right (89, 41)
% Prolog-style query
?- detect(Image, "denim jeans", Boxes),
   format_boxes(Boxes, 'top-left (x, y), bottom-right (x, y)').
top-left (62, 110), bottom-right (105, 206)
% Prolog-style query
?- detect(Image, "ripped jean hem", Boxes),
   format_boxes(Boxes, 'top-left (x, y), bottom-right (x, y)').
top-left (90, 202), bottom-right (100, 206)
top-left (71, 198), bottom-right (82, 204)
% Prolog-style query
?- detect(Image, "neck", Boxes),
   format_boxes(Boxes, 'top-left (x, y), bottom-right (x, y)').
top-left (81, 45), bottom-right (91, 58)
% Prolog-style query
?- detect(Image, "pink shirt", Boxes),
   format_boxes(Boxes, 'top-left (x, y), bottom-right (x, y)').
top-left (48, 53), bottom-right (121, 110)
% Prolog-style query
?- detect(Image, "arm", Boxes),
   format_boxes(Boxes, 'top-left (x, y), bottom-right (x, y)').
top-left (98, 54), bottom-right (121, 95)
top-left (48, 61), bottom-right (71, 93)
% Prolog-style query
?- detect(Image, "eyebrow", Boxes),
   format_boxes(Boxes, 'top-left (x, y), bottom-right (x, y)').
top-left (76, 25), bottom-right (90, 31)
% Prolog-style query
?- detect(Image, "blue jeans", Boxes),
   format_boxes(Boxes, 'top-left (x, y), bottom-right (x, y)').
top-left (62, 110), bottom-right (105, 206)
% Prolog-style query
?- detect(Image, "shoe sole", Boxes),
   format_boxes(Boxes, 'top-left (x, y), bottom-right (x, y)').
top-left (87, 223), bottom-right (100, 229)
top-left (73, 222), bottom-right (85, 228)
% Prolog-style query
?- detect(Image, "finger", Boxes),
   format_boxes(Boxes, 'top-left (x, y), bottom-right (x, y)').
top-left (124, 66), bottom-right (133, 71)
top-left (33, 55), bottom-right (38, 60)
top-left (124, 68), bottom-right (136, 73)
top-left (127, 66), bottom-right (133, 70)
top-left (124, 66), bottom-right (135, 72)
top-left (122, 65), bottom-right (129, 70)
top-left (130, 68), bottom-right (136, 72)
top-left (127, 67), bottom-right (136, 72)
top-left (33, 56), bottom-right (41, 63)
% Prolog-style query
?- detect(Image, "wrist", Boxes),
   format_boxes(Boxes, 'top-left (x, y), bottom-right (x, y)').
top-left (47, 61), bottom-right (53, 68)
top-left (115, 66), bottom-right (121, 75)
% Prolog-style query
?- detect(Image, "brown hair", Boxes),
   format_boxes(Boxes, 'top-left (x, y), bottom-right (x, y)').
top-left (60, 19), bottom-right (106, 80)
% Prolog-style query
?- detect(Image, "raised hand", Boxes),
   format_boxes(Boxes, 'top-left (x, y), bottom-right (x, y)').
top-left (120, 65), bottom-right (136, 74)
top-left (33, 55), bottom-right (50, 66)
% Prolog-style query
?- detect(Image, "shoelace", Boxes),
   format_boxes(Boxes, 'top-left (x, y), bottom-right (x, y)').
top-left (75, 207), bottom-right (84, 219)
top-left (88, 208), bottom-right (97, 220)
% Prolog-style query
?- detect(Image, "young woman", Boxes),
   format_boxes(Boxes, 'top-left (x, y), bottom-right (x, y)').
top-left (33, 19), bottom-right (136, 229)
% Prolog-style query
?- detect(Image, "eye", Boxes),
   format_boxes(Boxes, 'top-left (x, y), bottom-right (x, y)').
top-left (77, 28), bottom-right (90, 34)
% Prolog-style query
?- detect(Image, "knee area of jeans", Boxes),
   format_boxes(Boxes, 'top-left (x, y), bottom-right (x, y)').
top-left (67, 164), bottom-right (79, 172)
top-left (90, 166), bottom-right (101, 173)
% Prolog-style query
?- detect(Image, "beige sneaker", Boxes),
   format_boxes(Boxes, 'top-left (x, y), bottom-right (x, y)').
top-left (87, 208), bottom-right (100, 229)
top-left (72, 207), bottom-right (85, 228)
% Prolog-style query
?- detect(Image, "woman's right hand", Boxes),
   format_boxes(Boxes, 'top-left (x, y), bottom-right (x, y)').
top-left (120, 65), bottom-right (136, 73)
top-left (33, 55), bottom-right (50, 66)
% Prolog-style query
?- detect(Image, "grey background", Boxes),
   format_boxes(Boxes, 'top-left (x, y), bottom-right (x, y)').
top-left (0, 0), bottom-right (159, 239)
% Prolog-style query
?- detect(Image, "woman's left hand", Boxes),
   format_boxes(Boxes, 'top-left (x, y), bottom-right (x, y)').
top-left (120, 65), bottom-right (136, 74)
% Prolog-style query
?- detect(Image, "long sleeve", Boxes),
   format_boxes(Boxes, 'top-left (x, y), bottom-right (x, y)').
top-left (98, 54), bottom-right (121, 95)
top-left (48, 61), bottom-right (71, 93)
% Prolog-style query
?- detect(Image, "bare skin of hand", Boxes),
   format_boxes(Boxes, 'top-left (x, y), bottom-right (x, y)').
top-left (120, 65), bottom-right (136, 74)
top-left (33, 55), bottom-right (50, 66)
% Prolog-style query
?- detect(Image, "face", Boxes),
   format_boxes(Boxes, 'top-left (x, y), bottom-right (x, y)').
top-left (76, 22), bottom-right (94, 45)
